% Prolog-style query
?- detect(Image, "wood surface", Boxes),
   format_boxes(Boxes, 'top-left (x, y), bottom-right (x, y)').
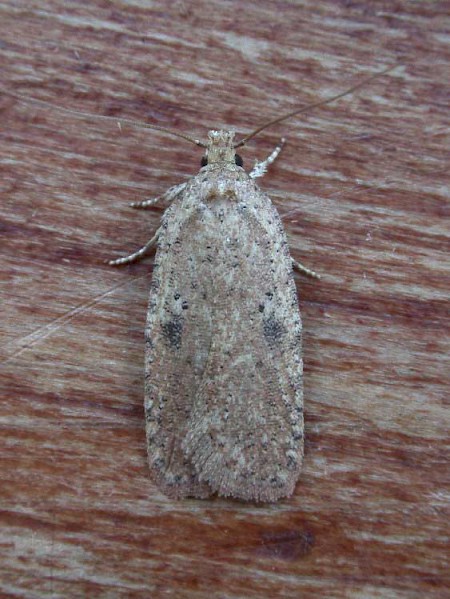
top-left (1, 1), bottom-right (448, 597)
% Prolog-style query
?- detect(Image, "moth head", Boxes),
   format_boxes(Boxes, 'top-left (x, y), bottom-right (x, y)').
top-left (202, 130), bottom-right (243, 167)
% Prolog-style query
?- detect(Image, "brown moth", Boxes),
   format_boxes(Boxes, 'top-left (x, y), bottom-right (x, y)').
top-left (112, 130), bottom-right (315, 502)
top-left (3, 65), bottom-right (398, 502)
top-left (148, 131), bottom-right (307, 501)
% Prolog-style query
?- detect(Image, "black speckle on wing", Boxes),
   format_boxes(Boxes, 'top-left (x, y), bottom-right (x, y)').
top-left (161, 315), bottom-right (184, 349)
top-left (263, 315), bottom-right (287, 348)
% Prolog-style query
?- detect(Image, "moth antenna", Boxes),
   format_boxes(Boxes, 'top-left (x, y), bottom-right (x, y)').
top-left (1, 88), bottom-right (207, 147)
top-left (234, 64), bottom-right (401, 148)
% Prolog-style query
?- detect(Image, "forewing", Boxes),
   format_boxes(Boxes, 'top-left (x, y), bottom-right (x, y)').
top-left (181, 193), bottom-right (303, 502)
top-left (144, 191), bottom-right (215, 498)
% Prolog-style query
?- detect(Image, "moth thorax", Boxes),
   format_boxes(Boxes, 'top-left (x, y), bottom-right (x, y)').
top-left (206, 130), bottom-right (236, 164)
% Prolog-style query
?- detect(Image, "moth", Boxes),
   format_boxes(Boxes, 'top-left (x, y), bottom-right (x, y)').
top-left (4, 65), bottom-right (397, 502)
top-left (110, 128), bottom-right (317, 502)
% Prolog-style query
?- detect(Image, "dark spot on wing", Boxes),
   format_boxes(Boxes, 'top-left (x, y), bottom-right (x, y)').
top-left (263, 315), bottom-right (286, 348)
top-left (161, 316), bottom-right (183, 349)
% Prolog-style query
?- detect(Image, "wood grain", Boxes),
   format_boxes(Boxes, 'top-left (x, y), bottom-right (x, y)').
top-left (1, 1), bottom-right (448, 597)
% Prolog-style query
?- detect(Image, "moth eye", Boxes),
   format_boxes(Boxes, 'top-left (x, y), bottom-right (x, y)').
top-left (235, 154), bottom-right (244, 167)
top-left (201, 156), bottom-right (208, 167)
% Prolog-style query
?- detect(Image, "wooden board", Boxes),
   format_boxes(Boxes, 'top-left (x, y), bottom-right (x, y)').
top-left (1, 1), bottom-right (448, 597)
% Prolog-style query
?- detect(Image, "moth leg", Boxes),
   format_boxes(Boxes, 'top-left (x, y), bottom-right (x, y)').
top-left (292, 259), bottom-right (321, 280)
top-left (249, 138), bottom-right (286, 179)
top-left (130, 182), bottom-right (186, 209)
top-left (108, 229), bottom-right (160, 266)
